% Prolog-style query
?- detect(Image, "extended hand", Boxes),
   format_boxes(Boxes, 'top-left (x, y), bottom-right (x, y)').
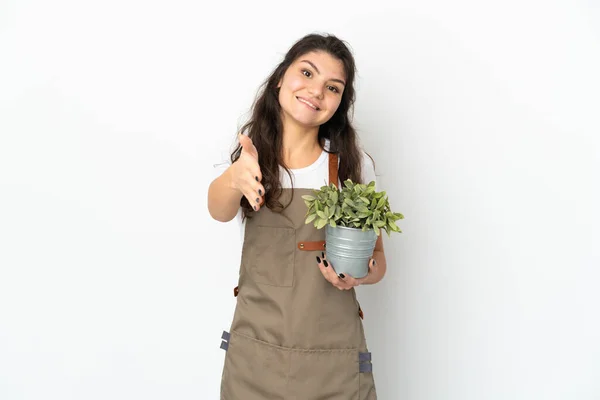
top-left (230, 133), bottom-right (265, 211)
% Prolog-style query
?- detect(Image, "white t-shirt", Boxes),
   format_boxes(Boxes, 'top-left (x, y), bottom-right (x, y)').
top-left (213, 140), bottom-right (377, 242)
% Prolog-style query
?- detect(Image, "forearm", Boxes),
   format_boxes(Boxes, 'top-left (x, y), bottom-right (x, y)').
top-left (207, 167), bottom-right (243, 222)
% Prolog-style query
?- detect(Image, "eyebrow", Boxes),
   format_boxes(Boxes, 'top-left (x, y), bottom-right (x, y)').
top-left (300, 60), bottom-right (346, 86)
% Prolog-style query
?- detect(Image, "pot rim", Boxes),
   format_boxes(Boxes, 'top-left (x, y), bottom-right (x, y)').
top-left (326, 225), bottom-right (375, 232)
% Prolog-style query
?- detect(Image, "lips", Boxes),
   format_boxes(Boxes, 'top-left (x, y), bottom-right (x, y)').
top-left (296, 96), bottom-right (320, 111)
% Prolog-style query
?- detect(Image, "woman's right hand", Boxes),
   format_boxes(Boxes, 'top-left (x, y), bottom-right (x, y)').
top-left (229, 134), bottom-right (265, 211)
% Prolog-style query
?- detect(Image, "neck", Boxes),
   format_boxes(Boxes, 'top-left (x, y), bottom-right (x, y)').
top-left (280, 115), bottom-right (322, 169)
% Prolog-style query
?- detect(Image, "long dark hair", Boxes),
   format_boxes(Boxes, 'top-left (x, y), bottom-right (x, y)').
top-left (231, 33), bottom-right (364, 219)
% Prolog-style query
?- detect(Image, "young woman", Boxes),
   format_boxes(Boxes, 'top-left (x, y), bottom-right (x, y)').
top-left (208, 33), bottom-right (386, 399)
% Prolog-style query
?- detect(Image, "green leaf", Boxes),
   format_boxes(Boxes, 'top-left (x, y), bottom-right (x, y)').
top-left (329, 219), bottom-right (337, 228)
top-left (301, 195), bottom-right (316, 201)
top-left (356, 205), bottom-right (369, 213)
top-left (316, 218), bottom-right (328, 229)
top-left (317, 210), bottom-right (327, 219)
top-left (344, 198), bottom-right (356, 207)
top-left (305, 214), bottom-right (317, 224)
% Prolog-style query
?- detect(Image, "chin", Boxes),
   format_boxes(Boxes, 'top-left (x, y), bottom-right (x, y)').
top-left (294, 116), bottom-right (322, 128)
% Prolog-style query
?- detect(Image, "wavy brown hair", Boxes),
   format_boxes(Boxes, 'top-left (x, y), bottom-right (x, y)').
top-left (231, 33), bottom-right (364, 219)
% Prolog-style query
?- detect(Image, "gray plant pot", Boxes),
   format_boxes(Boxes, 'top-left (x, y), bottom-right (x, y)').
top-left (325, 225), bottom-right (378, 279)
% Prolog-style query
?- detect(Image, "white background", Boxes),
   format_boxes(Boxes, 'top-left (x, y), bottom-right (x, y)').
top-left (1, 0), bottom-right (599, 399)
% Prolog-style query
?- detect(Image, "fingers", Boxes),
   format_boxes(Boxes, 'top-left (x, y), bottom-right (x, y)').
top-left (316, 253), bottom-right (353, 290)
top-left (240, 171), bottom-right (265, 211)
top-left (233, 134), bottom-right (265, 211)
top-left (339, 273), bottom-right (360, 288)
top-left (239, 133), bottom-right (259, 161)
top-left (238, 134), bottom-right (262, 181)
top-left (316, 253), bottom-right (375, 289)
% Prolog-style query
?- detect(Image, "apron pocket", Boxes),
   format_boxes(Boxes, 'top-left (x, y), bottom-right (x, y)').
top-left (288, 349), bottom-right (360, 400)
top-left (221, 331), bottom-right (289, 400)
top-left (246, 226), bottom-right (295, 287)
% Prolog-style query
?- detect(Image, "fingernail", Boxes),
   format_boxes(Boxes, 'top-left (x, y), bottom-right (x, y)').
top-left (316, 256), bottom-right (321, 263)
top-left (321, 252), bottom-right (324, 259)
top-left (253, 205), bottom-right (257, 211)
top-left (255, 176), bottom-right (259, 181)
top-left (258, 189), bottom-right (262, 196)
top-left (373, 259), bottom-right (377, 266)
top-left (339, 273), bottom-right (345, 279)
top-left (323, 260), bottom-right (329, 267)
top-left (256, 197), bottom-right (260, 203)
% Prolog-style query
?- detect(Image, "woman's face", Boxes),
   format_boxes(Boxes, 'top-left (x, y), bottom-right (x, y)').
top-left (277, 51), bottom-right (346, 129)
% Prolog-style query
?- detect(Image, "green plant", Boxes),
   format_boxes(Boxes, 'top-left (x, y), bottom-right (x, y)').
top-left (302, 179), bottom-right (404, 237)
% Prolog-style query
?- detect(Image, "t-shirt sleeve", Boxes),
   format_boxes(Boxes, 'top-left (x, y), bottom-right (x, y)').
top-left (213, 159), bottom-right (231, 180)
top-left (361, 151), bottom-right (377, 190)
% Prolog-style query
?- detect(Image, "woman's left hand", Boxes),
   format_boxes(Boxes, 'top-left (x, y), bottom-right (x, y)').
top-left (316, 252), bottom-right (376, 290)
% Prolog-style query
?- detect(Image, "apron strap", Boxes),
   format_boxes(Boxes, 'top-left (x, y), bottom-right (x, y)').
top-left (328, 152), bottom-right (339, 187)
top-left (297, 152), bottom-right (338, 253)
top-left (297, 241), bottom-right (326, 251)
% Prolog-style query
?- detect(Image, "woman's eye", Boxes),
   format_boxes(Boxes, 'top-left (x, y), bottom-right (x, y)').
top-left (302, 69), bottom-right (312, 77)
top-left (328, 86), bottom-right (339, 93)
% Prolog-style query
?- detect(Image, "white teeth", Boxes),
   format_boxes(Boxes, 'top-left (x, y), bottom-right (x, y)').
top-left (298, 97), bottom-right (318, 110)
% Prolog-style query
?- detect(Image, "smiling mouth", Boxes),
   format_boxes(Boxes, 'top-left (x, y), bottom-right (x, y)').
top-left (296, 96), bottom-right (320, 111)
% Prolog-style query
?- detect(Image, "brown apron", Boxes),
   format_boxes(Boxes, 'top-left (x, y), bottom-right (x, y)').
top-left (220, 153), bottom-right (377, 400)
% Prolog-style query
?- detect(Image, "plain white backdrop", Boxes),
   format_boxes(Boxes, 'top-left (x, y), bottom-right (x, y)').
top-left (1, 0), bottom-right (599, 399)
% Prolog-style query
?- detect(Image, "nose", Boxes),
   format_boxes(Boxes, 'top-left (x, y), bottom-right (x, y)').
top-left (308, 83), bottom-right (324, 99)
